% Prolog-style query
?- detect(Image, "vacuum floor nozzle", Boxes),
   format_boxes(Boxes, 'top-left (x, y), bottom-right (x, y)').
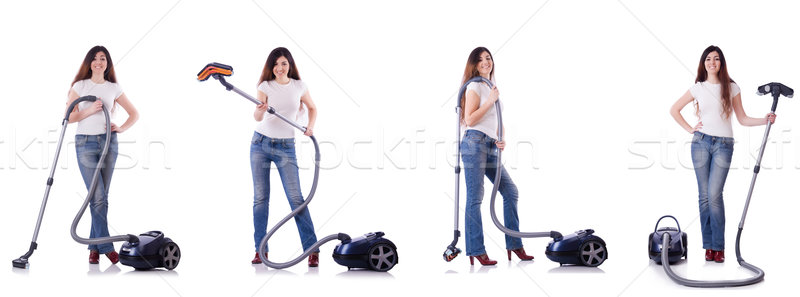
top-left (12, 258), bottom-right (29, 269)
top-left (443, 246), bottom-right (461, 262)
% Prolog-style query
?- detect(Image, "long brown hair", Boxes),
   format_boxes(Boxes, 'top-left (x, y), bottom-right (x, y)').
top-left (71, 46), bottom-right (117, 86)
top-left (258, 47), bottom-right (301, 85)
top-left (460, 47), bottom-right (494, 120)
top-left (695, 45), bottom-right (734, 119)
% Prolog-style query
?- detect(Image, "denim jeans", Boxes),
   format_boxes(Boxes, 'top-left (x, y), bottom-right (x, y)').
top-left (75, 133), bottom-right (118, 254)
top-left (250, 132), bottom-right (318, 253)
top-left (691, 132), bottom-right (734, 251)
top-left (460, 129), bottom-right (523, 256)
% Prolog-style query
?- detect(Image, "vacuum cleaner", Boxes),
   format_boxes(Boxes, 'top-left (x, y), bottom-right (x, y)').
top-left (648, 215), bottom-right (687, 264)
top-left (197, 62), bottom-right (398, 272)
top-left (12, 95), bottom-right (181, 270)
top-left (652, 82), bottom-right (793, 287)
top-left (443, 76), bottom-right (607, 267)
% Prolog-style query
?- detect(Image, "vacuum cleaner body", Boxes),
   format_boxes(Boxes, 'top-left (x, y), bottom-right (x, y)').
top-left (333, 232), bottom-right (398, 272)
top-left (119, 231), bottom-right (181, 270)
top-left (649, 227), bottom-right (687, 264)
top-left (545, 229), bottom-right (607, 267)
top-left (648, 215), bottom-right (687, 264)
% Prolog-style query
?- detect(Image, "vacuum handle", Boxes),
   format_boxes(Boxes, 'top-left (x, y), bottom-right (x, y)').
top-left (456, 76), bottom-right (502, 141)
top-left (64, 95), bottom-right (98, 122)
top-left (456, 76), bottom-right (494, 108)
top-left (654, 215), bottom-right (681, 233)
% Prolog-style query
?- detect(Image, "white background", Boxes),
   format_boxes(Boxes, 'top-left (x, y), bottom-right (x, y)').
top-left (1, 0), bottom-right (799, 296)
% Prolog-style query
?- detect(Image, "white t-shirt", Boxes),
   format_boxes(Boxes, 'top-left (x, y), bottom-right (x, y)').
top-left (464, 81), bottom-right (503, 140)
top-left (255, 79), bottom-right (308, 138)
top-left (689, 81), bottom-right (741, 138)
top-left (71, 79), bottom-right (123, 135)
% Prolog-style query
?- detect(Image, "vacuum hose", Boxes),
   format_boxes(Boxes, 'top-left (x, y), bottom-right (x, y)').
top-left (256, 134), bottom-right (347, 268)
top-left (460, 77), bottom-right (562, 241)
top-left (660, 229), bottom-right (764, 287)
top-left (205, 73), bottom-right (350, 269)
top-left (68, 96), bottom-right (139, 246)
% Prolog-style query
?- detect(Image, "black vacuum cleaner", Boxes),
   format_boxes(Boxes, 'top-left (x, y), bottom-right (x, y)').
top-left (648, 215), bottom-right (687, 264)
top-left (12, 95), bottom-right (181, 270)
top-left (443, 76), bottom-right (607, 267)
top-left (653, 82), bottom-right (792, 287)
top-left (198, 62), bottom-right (398, 271)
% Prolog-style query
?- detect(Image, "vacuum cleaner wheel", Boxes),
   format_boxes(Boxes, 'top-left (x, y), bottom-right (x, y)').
top-left (579, 240), bottom-right (607, 267)
top-left (160, 241), bottom-right (181, 270)
top-left (368, 243), bottom-right (397, 272)
top-left (681, 233), bottom-right (688, 259)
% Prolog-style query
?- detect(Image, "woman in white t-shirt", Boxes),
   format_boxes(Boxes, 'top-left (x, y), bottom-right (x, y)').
top-left (66, 46), bottom-right (139, 265)
top-left (669, 45), bottom-right (775, 263)
top-left (459, 47), bottom-right (533, 266)
top-left (249, 47), bottom-right (320, 267)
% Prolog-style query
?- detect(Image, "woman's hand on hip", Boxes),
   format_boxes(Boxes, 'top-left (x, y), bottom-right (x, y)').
top-left (109, 122), bottom-right (125, 133)
top-left (689, 121), bottom-right (703, 133)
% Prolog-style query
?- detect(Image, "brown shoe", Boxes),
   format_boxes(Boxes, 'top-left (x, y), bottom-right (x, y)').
top-left (252, 252), bottom-right (267, 264)
top-left (89, 250), bottom-right (100, 264)
top-left (308, 252), bottom-right (319, 267)
top-left (106, 251), bottom-right (119, 264)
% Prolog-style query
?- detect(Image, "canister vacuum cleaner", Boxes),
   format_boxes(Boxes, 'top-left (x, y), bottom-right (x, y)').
top-left (198, 62), bottom-right (398, 271)
top-left (12, 96), bottom-right (181, 270)
top-left (650, 82), bottom-right (792, 287)
top-left (443, 76), bottom-right (608, 267)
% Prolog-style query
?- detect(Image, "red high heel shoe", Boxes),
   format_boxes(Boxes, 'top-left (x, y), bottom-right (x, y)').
top-left (308, 252), bottom-right (319, 267)
top-left (507, 248), bottom-right (534, 261)
top-left (469, 254), bottom-right (497, 266)
top-left (106, 251), bottom-right (119, 264)
top-left (714, 250), bottom-right (725, 263)
top-left (89, 250), bottom-right (100, 264)
top-left (705, 249), bottom-right (714, 261)
top-left (251, 252), bottom-right (268, 264)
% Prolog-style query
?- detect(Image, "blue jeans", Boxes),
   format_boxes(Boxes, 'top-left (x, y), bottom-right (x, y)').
top-left (691, 132), bottom-right (734, 251)
top-left (75, 133), bottom-right (118, 254)
top-left (250, 132), bottom-right (318, 253)
top-left (460, 129), bottom-right (523, 256)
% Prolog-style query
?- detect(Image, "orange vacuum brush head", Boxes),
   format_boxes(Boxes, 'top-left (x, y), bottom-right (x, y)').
top-left (197, 62), bottom-right (233, 81)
